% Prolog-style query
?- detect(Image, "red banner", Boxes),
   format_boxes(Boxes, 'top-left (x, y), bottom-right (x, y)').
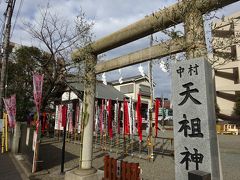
top-left (123, 98), bottom-right (130, 135)
top-left (33, 74), bottom-right (44, 116)
top-left (100, 99), bottom-right (104, 134)
top-left (136, 94), bottom-right (142, 141)
top-left (3, 94), bottom-right (16, 128)
top-left (61, 105), bottom-right (68, 128)
top-left (155, 99), bottom-right (160, 137)
top-left (11, 94), bottom-right (16, 120)
top-left (118, 102), bottom-right (121, 134)
top-left (32, 74), bottom-right (44, 173)
top-left (107, 99), bottom-right (113, 139)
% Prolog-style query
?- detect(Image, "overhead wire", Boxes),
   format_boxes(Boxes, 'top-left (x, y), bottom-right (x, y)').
top-left (11, 0), bottom-right (23, 38)
top-left (0, 1), bottom-right (8, 48)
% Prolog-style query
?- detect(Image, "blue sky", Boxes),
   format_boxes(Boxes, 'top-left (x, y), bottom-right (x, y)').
top-left (0, 0), bottom-right (240, 99)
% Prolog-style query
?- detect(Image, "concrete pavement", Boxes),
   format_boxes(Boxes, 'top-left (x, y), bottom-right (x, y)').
top-left (0, 152), bottom-right (27, 180)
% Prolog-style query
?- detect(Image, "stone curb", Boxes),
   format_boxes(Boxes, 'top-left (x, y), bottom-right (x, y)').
top-left (9, 153), bottom-right (31, 180)
top-left (11, 153), bottom-right (50, 179)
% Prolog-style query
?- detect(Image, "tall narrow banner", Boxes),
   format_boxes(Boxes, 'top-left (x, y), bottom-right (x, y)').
top-left (62, 105), bottom-right (68, 128)
top-left (67, 103), bottom-right (73, 133)
top-left (100, 99), bottom-right (104, 134)
top-left (107, 99), bottom-right (113, 139)
top-left (33, 74), bottom-right (44, 129)
top-left (95, 101), bottom-right (99, 135)
top-left (11, 94), bottom-right (16, 127)
top-left (3, 94), bottom-right (16, 128)
top-left (136, 94), bottom-right (142, 141)
top-left (54, 105), bottom-right (59, 130)
top-left (104, 99), bottom-right (108, 135)
top-left (123, 98), bottom-right (130, 135)
top-left (128, 98), bottom-right (133, 135)
top-left (58, 105), bottom-right (63, 130)
top-left (146, 108), bottom-right (150, 136)
top-left (78, 102), bottom-right (83, 133)
top-left (117, 102), bottom-right (121, 134)
top-left (114, 101), bottom-right (118, 137)
top-left (131, 99), bottom-right (135, 134)
top-left (32, 73), bottom-right (44, 173)
top-left (155, 99), bottom-right (160, 137)
top-left (75, 104), bottom-right (79, 131)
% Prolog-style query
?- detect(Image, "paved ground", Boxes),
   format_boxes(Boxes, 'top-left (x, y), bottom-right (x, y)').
top-left (0, 132), bottom-right (26, 180)
top-left (0, 151), bottom-right (27, 180)
top-left (8, 132), bottom-right (240, 180)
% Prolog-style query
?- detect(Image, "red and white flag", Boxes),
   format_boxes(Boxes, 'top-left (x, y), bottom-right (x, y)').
top-left (107, 99), bottom-right (113, 139)
top-left (123, 98), bottom-right (130, 135)
top-left (136, 93), bottom-right (142, 141)
top-left (3, 94), bottom-right (16, 128)
top-left (117, 102), bottom-right (121, 134)
top-left (62, 105), bottom-right (68, 128)
top-left (33, 74), bottom-right (44, 116)
top-left (100, 99), bottom-right (104, 134)
top-left (128, 98), bottom-right (134, 135)
top-left (32, 74), bottom-right (44, 173)
top-left (94, 101), bottom-right (98, 134)
top-left (155, 99), bottom-right (160, 137)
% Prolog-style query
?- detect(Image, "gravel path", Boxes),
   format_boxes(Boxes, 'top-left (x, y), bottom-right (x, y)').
top-left (29, 132), bottom-right (240, 180)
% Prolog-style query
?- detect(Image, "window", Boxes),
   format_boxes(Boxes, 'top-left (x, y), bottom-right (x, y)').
top-left (120, 84), bottom-right (134, 93)
top-left (139, 85), bottom-right (150, 96)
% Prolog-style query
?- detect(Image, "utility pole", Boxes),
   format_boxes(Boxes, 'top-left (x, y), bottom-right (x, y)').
top-left (147, 34), bottom-right (154, 161)
top-left (0, 0), bottom-right (16, 118)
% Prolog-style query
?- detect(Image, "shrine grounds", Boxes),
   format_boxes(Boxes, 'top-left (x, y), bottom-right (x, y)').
top-left (15, 131), bottom-right (240, 180)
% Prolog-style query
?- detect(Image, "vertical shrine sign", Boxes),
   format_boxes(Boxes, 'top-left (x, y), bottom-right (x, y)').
top-left (172, 57), bottom-right (221, 180)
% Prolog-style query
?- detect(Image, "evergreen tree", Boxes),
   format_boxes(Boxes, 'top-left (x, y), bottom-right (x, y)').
top-left (7, 46), bottom-right (41, 121)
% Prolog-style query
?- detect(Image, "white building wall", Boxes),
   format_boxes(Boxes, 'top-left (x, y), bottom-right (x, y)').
top-left (212, 12), bottom-right (240, 117)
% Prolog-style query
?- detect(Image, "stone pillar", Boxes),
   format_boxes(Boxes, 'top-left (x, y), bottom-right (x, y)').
top-left (12, 121), bottom-right (21, 153)
top-left (65, 50), bottom-right (104, 180)
top-left (184, 0), bottom-right (207, 59)
top-left (80, 51), bottom-right (97, 171)
top-left (172, 1), bottom-right (222, 180)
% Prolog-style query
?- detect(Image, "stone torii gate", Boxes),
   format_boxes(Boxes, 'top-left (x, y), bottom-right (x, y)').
top-left (66, 0), bottom-right (239, 179)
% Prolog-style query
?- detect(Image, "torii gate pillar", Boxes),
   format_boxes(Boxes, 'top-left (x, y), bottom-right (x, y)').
top-left (65, 52), bottom-right (103, 179)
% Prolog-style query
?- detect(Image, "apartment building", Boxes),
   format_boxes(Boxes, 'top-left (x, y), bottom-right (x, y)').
top-left (212, 11), bottom-right (240, 119)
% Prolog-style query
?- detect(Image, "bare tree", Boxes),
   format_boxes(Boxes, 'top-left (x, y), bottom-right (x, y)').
top-left (24, 5), bottom-right (93, 110)
top-left (150, 2), bottom-right (239, 69)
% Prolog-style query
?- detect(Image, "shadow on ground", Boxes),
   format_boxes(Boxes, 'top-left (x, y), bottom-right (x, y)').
top-left (38, 143), bottom-right (78, 170)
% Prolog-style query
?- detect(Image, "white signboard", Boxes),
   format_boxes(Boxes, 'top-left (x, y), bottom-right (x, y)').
top-left (26, 127), bottom-right (30, 146)
top-left (32, 130), bottom-right (37, 151)
top-left (172, 57), bottom-right (221, 180)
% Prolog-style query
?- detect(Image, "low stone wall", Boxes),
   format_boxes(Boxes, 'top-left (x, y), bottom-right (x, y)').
top-left (18, 123), bottom-right (34, 168)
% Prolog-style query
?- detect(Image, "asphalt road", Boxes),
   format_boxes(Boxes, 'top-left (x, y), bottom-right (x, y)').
top-left (0, 152), bottom-right (25, 180)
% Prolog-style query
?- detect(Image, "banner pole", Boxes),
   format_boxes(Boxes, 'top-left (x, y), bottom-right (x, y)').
top-left (1, 114), bottom-right (5, 153)
top-left (32, 73), bottom-right (44, 173)
top-left (5, 113), bottom-right (8, 152)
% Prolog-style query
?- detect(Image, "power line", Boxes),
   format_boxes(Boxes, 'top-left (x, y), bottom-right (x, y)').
top-left (0, 2), bottom-right (8, 44)
top-left (11, 0), bottom-right (24, 37)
